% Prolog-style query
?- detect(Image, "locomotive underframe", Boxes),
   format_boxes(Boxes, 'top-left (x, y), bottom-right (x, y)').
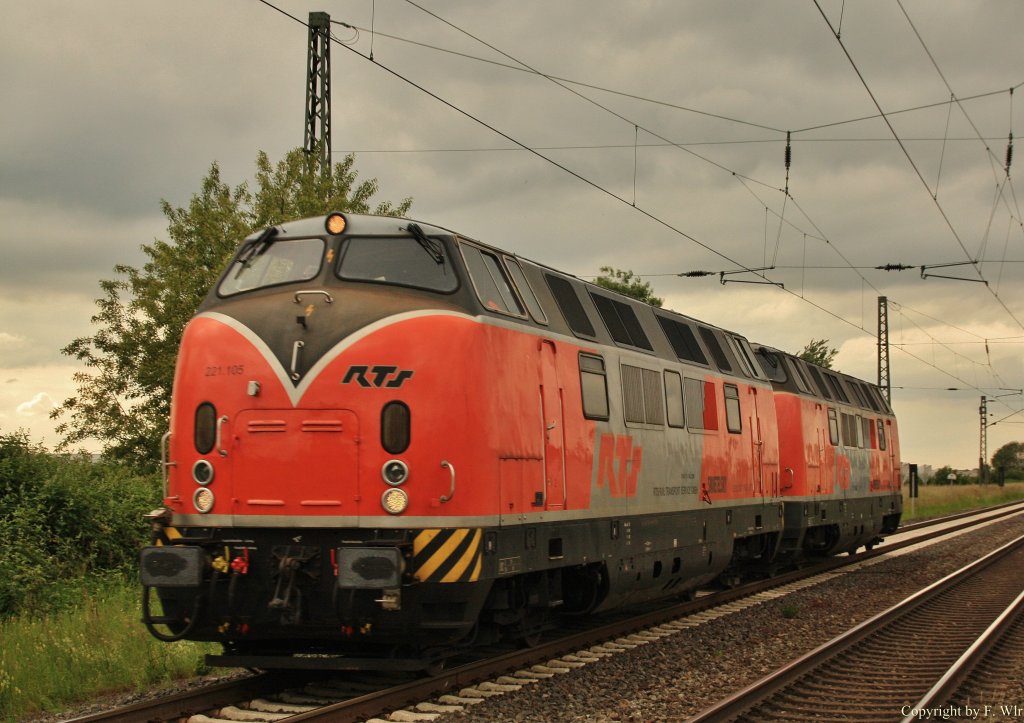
top-left (140, 491), bottom-right (899, 669)
top-left (777, 492), bottom-right (902, 560)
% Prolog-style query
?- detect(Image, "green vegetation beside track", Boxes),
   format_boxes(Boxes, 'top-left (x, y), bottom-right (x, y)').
top-left (0, 576), bottom-right (215, 721)
top-left (0, 431), bottom-right (215, 721)
top-left (901, 481), bottom-right (1024, 521)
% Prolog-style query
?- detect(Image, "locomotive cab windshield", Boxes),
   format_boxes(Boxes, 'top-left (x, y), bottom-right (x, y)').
top-left (336, 232), bottom-right (457, 292)
top-left (219, 234), bottom-right (325, 296)
top-left (216, 220), bottom-right (459, 297)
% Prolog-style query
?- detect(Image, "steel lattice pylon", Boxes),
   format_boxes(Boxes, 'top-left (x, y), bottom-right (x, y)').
top-left (304, 12), bottom-right (331, 172)
top-left (877, 296), bottom-right (890, 403)
top-left (980, 395), bottom-right (988, 483)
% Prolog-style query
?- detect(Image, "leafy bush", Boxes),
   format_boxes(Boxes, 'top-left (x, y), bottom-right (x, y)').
top-left (0, 431), bottom-right (161, 616)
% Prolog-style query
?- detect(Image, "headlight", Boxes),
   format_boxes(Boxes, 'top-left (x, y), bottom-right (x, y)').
top-left (382, 459), bottom-right (409, 486)
top-left (381, 488), bottom-right (409, 515)
top-left (193, 487), bottom-right (215, 514)
top-left (192, 459), bottom-right (214, 485)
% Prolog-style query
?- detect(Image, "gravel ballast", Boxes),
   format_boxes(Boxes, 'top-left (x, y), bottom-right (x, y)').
top-left (449, 514), bottom-right (1024, 722)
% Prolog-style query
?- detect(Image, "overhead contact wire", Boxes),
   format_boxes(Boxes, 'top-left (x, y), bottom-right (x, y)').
top-left (255, 0), bottom-right (1016, 399)
top-left (813, 0), bottom-right (1024, 332)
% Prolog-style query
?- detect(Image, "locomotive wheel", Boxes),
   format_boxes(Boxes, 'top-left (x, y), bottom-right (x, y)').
top-left (517, 610), bottom-right (548, 648)
top-left (423, 658), bottom-right (447, 677)
top-left (520, 629), bottom-right (543, 648)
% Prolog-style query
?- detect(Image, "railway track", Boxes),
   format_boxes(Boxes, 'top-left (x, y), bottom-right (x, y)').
top-left (917, 580), bottom-right (1024, 721)
top-left (690, 532), bottom-right (1024, 722)
top-left (69, 502), bottom-right (1024, 723)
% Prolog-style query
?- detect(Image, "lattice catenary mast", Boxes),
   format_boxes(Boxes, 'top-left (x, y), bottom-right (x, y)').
top-left (877, 296), bottom-right (890, 403)
top-left (980, 395), bottom-right (988, 483)
top-left (304, 12), bottom-right (331, 171)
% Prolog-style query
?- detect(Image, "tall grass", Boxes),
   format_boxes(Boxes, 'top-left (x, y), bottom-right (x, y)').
top-left (0, 574), bottom-right (216, 722)
top-left (901, 481), bottom-right (1024, 520)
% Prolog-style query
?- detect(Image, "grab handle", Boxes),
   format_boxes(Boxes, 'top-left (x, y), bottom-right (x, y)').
top-left (216, 416), bottom-right (229, 457)
top-left (160, 431), bottom-right (176, 497)
top-left (290, 340), bottom-right (305, 380)
top-left (440, 460), bottom-right (456, 503)
top-left (293, 290), bottom-right (334, 304)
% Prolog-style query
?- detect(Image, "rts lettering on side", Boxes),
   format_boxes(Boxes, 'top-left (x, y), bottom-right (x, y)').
top-left (342, 365), bottom-right (414, 389)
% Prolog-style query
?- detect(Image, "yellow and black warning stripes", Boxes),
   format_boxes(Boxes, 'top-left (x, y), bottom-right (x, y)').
top-left (412, 528), bottom-right (482, 583)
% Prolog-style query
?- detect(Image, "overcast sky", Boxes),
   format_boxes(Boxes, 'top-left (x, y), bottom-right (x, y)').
top-left (3, 0), bottom-right (1023, 470)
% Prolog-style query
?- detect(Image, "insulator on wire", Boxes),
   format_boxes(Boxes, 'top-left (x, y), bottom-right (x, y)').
top-left (678, 270), bottom-right (715, 278)
top-left (1006, 132), bottom-right (1013, 176)
top-left (782, 131), bottom-right (792, 195)
top-left (876, 263), bottom-right (915, 271)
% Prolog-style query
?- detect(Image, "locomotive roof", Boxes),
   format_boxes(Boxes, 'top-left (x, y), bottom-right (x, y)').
top-left (241, 213), bottom-right (459, 242)
top-left (242, 213), bottom-right (887, 414)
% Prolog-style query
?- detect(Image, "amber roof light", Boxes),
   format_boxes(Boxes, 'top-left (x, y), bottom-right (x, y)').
top-left (325, 213), bottom-right (347, 234)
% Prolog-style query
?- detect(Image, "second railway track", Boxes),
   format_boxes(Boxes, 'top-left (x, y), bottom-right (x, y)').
top-left (691, 532), bottom-right (1024, 722)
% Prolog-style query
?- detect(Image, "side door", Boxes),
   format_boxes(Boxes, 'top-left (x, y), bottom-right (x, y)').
top-left (747, 387), bottom-right (765, 500)
top-left (539, 340), bottom-right (566, 510)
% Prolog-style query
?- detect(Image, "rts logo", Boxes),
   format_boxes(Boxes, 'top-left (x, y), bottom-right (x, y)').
top-left (342, 365), bottom-right (415, 389)
top-left (595, 433), bottom-right (642, 498)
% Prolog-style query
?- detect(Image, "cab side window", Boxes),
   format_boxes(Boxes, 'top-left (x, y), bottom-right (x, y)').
top-left (460, 244), bottom-right (525, 316)
top-left (579, 354), bottom-right (609, 420)
top-left (724, 384), bottom-right (742, 433)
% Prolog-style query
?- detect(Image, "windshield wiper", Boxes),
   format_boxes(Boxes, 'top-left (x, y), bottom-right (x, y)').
top-left (233, 226), bottom-right (279, 278)
top-left (407, 223), bottom-right (445, 265)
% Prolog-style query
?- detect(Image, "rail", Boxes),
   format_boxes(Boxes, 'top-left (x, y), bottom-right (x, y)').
top-left (689, 532), bottom-right (1024, 722)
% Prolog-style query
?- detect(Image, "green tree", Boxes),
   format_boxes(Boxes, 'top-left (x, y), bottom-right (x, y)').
top-left (798, 338), bottom-right (838, 369)
top-left (929, 465), bottom-right (973, 485)
top-left (53, 149), bottom-right (412, 469)
top-left (594, 267), bottom-right (663, 307)
top-left (991, 441), bottom-right (1024, 479)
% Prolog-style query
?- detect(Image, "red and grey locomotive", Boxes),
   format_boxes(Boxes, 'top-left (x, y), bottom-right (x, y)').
top-left (140, 212), bottom-right (902, 669)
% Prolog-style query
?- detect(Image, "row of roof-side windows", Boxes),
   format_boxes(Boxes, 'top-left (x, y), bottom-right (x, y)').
top-left (541, 271), bottom-right (770, 385)
top-left (770, 349), bottom-right (889, 415)
top-left (458, 251), bottom-right (883, 417)
top-left (583, 352), bottom-right (890, 452)
top-left (582, 354), bottom-right (892, 453)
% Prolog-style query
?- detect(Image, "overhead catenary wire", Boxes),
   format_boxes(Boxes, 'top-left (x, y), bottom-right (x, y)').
top-left (897, 0), bottom-right (1012, 185)
top-left (330, 14), bottom-right (1021, 144)
top-left (255, 0), bottom-right (1020, 407)
top-left (304, 1), bottom-right (1018, 394)
top-left (331, 136), bottom-right (1023, 154)
top-left (814, 0), bottom-right (1024, 332)
top-left (333, 2), bottom-right (1024, 282)
top-left (392, 0), bottom-right (916, 312)
top-left (895, 0), bottom-right (1023, 297)
top-left (338, 6), bottom-right (1024, 279)
top-left (340, 0), bottom-right (1024, 256)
